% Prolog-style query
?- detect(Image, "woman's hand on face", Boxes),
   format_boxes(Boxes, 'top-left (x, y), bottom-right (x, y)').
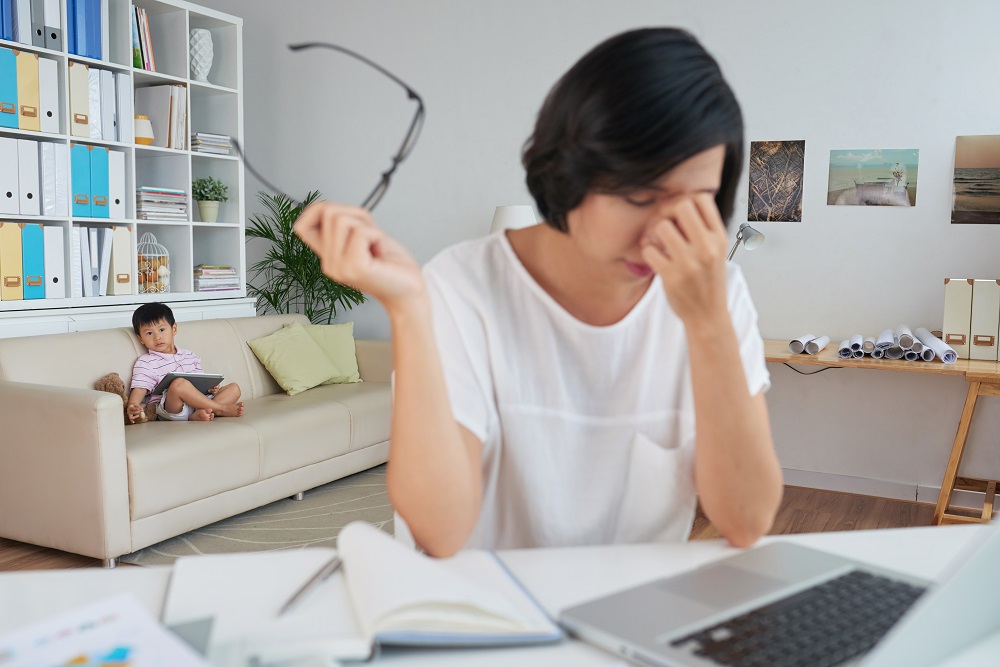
top-left (293, 201), bottom-right (425, 311)
top-left (640, 193), bottom-right (729, 328)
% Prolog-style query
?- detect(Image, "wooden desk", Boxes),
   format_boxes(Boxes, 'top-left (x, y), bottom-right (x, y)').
top-left (764, 339), bottom-right (1000, 525)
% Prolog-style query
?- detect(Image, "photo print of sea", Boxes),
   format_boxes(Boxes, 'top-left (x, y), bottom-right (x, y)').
top-left (827, 149), bottom-right (919, 207)
top-left (748, 140), bottom-right (805, 222)
top-left (952, 135), bottom-right (1000, 224)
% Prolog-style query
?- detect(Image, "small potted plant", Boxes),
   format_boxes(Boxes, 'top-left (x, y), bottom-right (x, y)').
top-left (192, 176), bottom-right (229, 223)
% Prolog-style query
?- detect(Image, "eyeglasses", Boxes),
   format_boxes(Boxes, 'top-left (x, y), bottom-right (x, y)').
top-left (231, 42), bottom-right (425, 211)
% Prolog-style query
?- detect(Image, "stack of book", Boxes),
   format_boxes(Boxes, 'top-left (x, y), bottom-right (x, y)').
top-left (136, 187), bottom-right (187, 221)
top-left (193, 265), bottom-right (240, 292)
top-left (191, 133), bottom-right (232, 155)
top-left (132, 6), bottom-right (157, 71)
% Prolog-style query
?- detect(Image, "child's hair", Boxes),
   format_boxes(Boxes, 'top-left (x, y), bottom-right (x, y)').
top-left (522, 27), bottom-right (744, 232)
top-left (132, 302), bottom-right (175, 335)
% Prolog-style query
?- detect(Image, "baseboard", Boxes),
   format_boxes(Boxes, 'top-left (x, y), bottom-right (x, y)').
top-left (782, 468), bottom-right (995, 511)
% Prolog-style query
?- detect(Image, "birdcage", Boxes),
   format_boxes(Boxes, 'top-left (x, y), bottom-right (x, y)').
top-left (137, 232), bottom-right (170, 294)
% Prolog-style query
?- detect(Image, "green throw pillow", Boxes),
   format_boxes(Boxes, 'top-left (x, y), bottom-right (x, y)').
top-left (287, 321), bottom-right (362, 384)
top-left (248, 321), bottom-right (341, 395)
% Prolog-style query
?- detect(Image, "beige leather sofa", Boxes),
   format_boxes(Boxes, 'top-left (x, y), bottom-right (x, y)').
top-left (0, 313), bottom-right (391, 566)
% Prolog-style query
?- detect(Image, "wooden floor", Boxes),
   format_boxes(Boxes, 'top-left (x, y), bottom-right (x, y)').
top-left (0, 486), bottom-right (936, 571)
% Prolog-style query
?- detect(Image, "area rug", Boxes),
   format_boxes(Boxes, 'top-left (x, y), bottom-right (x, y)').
top-left (120, 465), bottom-right (393, 566)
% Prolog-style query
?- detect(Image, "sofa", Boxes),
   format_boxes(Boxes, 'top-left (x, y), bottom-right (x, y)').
top-left (0, 313), bottom-right (392, 566)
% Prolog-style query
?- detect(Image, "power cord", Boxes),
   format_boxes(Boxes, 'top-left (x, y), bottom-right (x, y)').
top-left (782, 363), bottom-right (837, 375)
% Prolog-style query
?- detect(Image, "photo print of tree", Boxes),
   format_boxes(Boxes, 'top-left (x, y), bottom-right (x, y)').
top-left (747, 140), bottom-right (805, 222)
top-left (953, 135), bottom-right (1000, 224)
top-left (827, 149), bottom-right (918, 207)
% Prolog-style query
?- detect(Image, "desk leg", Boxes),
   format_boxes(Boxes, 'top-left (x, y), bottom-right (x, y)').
top-left (933, 381), bottom-right (981, 525)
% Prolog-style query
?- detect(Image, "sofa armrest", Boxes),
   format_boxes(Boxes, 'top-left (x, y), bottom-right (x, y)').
top-left (0, 382), bottom-right (132, 561)
top-left (355, 339), bottom-right (393, 383)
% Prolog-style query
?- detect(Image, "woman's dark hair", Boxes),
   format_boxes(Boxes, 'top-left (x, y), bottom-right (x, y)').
top-left (523, 28), bottom-right (743, 232)
top-left (132, 302), bottom-right (176, 335)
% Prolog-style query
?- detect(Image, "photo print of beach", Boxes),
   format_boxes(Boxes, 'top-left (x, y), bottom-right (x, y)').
top-left (827, 149), bottom-right (919, 207)
top-left (748, 140), bottom-right (805, 222)
top-left (953, 135), bottom-right (1000, 224)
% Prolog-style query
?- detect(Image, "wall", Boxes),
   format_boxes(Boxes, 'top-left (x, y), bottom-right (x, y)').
top-left (199, 0), bottom-right (1000, 501)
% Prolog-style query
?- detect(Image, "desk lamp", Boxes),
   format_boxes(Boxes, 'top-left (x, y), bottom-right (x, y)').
top-left (727, 223), bottom-right (765, 261)
top-left (490, 205), bottom-right (538, 234)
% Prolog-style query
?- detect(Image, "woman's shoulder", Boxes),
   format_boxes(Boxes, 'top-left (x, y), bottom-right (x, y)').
top-left (423, 234), bottom-right (508, 280)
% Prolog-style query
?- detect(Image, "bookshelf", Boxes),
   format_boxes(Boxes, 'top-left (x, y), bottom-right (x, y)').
top-left (0, 0), bottom-right (252, 337)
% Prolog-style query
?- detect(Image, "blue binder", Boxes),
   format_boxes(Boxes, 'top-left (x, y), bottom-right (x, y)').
top-left (21, 222), bottom-right (44, 299)
top-left (70, 143), bottom-right (91, 217)
top-left (69, 0), bottom-right (87, 58)
top-left (66, 0), bottom-right (75, 54)
top-left (0, 0), bottom-right (12, 41)
top-left (84, 0), bottom-right (100, 60)
top-left (0, 47), bottom-right (17, 130)
top-left (90, 145), bottom-right (109, 218)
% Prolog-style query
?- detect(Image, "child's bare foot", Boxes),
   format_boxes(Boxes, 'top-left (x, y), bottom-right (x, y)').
top-left (190, 408), bottom-right (215, 421)
top-left (214, 402), bottom-right (244, 417)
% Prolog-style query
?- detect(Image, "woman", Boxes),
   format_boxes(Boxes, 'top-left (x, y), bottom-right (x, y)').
top-left (294, 27), bottom-right (782, 557)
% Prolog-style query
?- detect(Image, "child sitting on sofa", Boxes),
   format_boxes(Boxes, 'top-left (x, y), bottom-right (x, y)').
top-left (126, 302), bottom-right (245, 422)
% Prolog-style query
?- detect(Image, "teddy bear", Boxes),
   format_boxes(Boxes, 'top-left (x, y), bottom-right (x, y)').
top-left (95, 372), bottom-right (157, 425)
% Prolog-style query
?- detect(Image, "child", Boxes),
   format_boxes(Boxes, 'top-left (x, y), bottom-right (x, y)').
top-left (127, 302), bottom-right (244, 422)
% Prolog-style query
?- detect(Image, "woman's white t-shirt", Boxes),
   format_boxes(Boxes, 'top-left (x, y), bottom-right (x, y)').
top-left (420, 232), bottom-right (770, 550)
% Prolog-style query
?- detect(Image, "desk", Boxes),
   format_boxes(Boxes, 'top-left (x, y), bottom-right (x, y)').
top-left (765, 339), bottom-right (1000, 525)
top-left (0, 526), bottom-right (996, 666)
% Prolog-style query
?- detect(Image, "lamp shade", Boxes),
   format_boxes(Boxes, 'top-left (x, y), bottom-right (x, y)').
top-left (727, 222), bottom-right (766, 261)
top-left (490, 205), bottom-right (538, 234)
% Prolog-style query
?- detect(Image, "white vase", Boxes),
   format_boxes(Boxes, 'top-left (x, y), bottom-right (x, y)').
top-left (197, 200), bottom-right (220, 223)
top-left (190, 29), bottom-right (214, 82)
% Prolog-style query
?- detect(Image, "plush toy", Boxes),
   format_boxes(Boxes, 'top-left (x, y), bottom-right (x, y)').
top-left (95, 372), bottom-right (156, 425)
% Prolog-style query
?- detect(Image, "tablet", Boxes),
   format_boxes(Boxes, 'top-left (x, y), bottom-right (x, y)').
top-left (151, 372), bottom-right (224, 396)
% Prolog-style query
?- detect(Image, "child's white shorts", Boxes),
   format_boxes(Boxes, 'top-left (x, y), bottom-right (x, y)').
top-left (155, 389), bottom-right (212, 421)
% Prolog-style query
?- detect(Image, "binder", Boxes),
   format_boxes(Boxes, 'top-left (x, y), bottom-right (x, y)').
top-left (70, 143), bottom-right (91, 217)
top-left (69, 0), bottom-right (87, 58)
top-left (90, 144), bottom-right (109, 218)
top-left (14, 50), bottom-right (39, 132)
top-left (42, 0), bottom-right (60, 50)
top-left (970, 279), bottom-right (1000, 362)
top-left (108, 225), bottom-right (130, 295)
top-left (78, 223), bottom-right (92, 296)
top-left (37, 56), bottom-right (58, 134)
top-left (943, 278), bottom-right (974, 360)
top-left (87, 226), bottom-right (99, 295)
top-left (107, 149), bottom-right (125, 218)
top-left (68, 61), bottom-right (90, 137)
top-left (88, 67), bottom-right (102, 140)
top-left (70, 225), bottom-right (82, 297)
top-left (10, 0), bottom-right (28, 44)
top-left (53, 142), bottom-right (68, 215)
top-left (0, 137), bottom-right (17, 215)
top-left (84, 0), bottom-right (100, 61)
top-left (115, 71), bottom-right (132, 142)
top-left (99, 0), bottom-right (108, 61)
top-left (17, 138), bottom-right (39, 215)
top-left (1, 0), bottom-right (12, 41)
top-left (100, 68), bottom-right (115, 140)
top-left (39, 140), bottom-right (56, 215)
top-left (21, 222), bottom-right (43, 299)
top-left (96, 225), bottom-right (111, 295)
top-left (0, 47), bottom-right (16, 129)
top-left (42, 224), bottom-right (64, 298)
top-left (0, 222), bottom-right (24, 300)
top-left (28, 0), bottom-right (42, 46)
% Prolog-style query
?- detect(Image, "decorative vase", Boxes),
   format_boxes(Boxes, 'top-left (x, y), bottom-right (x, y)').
top-left (197, 200), bottom-right (220, 223)
top-left (189, 28), bottom-right (214, 82)
top-left (134, 115), bottom-right (154, 145)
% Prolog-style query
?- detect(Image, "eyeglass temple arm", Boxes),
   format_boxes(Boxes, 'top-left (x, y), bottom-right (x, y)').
top-left (287, 42), bottom-right (424, 104)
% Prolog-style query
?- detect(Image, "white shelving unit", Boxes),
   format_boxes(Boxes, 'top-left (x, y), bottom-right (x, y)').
top-left (0, 0), bottom-right (252, 337)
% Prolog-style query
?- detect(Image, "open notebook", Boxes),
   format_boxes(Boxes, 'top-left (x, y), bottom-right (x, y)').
top-left (162, 521), bottom-right (562, 663)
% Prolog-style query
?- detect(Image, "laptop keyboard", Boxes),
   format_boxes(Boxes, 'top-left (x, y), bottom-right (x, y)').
top-left (669, 569), bottom-right (925, 667)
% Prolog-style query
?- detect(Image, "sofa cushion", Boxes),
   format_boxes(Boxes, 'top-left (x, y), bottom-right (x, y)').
top-left (225, 314), bottom-right (312, 398)
top-left (248, 322), bottom-right (340, 395)
top-left (321, 382), bottom-right (393, 451)
top-left (296, 322), bottom-right (362, 384)
top-left (126, 420), bottom-right (262, 520)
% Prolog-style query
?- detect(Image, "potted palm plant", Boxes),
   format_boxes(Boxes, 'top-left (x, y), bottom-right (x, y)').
top-left (192, 176), bottom-right (229, 223)
top-left (245, 191), bottom-right (366, 323)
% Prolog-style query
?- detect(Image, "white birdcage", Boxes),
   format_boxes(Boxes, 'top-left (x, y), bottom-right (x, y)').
top-left (137, 232), bottom-right (170, 294)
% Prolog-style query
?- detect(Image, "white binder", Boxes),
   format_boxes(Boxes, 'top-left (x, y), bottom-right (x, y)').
top-left (42, 224), bottom-right (65, 298)
top-left (87, 227), bottom-right (100, 296)
top-left (115, 72), bottom-right (132, 142)
top-left (39, 141), bottom-right (56, 215)
top-left (108, 226), bottom-right (131, 295)
top-left (79, 225), bottom-right (92, 297)
top-left (100, 69), bottom-right (115, 140)
top-left (11, 0), bottom-right (31, 44)
top-left (943, 278), bottom-right (974, 360)
top-left (0, 138), bottom-right (18, 215)
top-left (54, 142), bottom-right (68, 215)
top-left (17, 139), bottom-right (39, 216)
top-left (88, 68), bottom-right (102, 140)
top-left (37, 56), bottom-right (59, 134)
top-left (108, 150), bottom-right (125, 219)
top-left (970, 279), bottom-right (1000, 361)
top-left (101, 0), bottom-right (110, 61)
top-left (68, 62), bottom-right (90, 138)
top-left (97, 227), bottom-right (112, 296)
top-left (70, 226), bottom-right (82, 297)
top-left (42, 0), bottom-right (61, 50)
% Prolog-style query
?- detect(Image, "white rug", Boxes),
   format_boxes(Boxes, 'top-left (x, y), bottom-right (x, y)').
top-left (121, 465), bottom-right (392, 566)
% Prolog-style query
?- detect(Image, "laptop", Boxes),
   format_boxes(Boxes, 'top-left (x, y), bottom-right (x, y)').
top-left (560, 525), bottom-right (1000, 667)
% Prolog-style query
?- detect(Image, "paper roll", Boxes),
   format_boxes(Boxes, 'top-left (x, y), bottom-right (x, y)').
top-left (852, 349), bottom-right (864, 358)
top-left (921, 347), bottom-right (935, 361)
top-left (904, 350), bottom-right (920, 361)
top-left (910, 340), bottom-right (924, 354)
top-left (789, 334), bottom-right (816, 355)
top-left (838, 339), bottom-right (852, 359)
top-left (863, 337), bottom-right (876, 354)
top-left (885, 346), bottom-right (905, 360)
top-left (872, 348), bottom-right (885, 359)
top-left (896, 325), bottom-right (915, 350)
top-left (915, 327), bottom-right (957, 364)
top-left (850, 334), bottom-right (864, 351)
top-left (876, 329), bottom-right (896, 350)
top-left (805, 336), bottom-right (830, 355)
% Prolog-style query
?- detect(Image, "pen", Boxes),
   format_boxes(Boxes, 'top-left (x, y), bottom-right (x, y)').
top-left (277, 555), bottom-right (343, 617)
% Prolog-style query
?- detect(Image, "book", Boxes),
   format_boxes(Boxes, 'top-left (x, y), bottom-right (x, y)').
top-left (162, 521), bottom-right (563, 662)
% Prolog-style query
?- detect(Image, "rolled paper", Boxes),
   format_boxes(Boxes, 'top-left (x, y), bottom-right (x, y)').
top-left (915, 327), bottom-right (957, 364)
top-left (805, 336), bottom-right (830, 355)
top-left (838, 339), bottom-right (852, 358)
top-left (872, 348), bottom-right (885, 359)
top-left (789, 334), bottom-right (816, 354)
top-left (885, 346), bottom-right (905, 360)
top-left (921, 347), bottom-right (935, 361)
top-left (875, 329), bottom-right (896, 350)
top-left (904, 350), bottom-right (920, 361)
top-left (863, 337), bottom-right (876, 354)
top-left (850, 334), bottom-right (864, 351)
top-left (852, 349), bottom-right (864, 358)
top-left (896, 325), bottom-right (915, 350)
top-left (910, 340), bottom-right (924, 354)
